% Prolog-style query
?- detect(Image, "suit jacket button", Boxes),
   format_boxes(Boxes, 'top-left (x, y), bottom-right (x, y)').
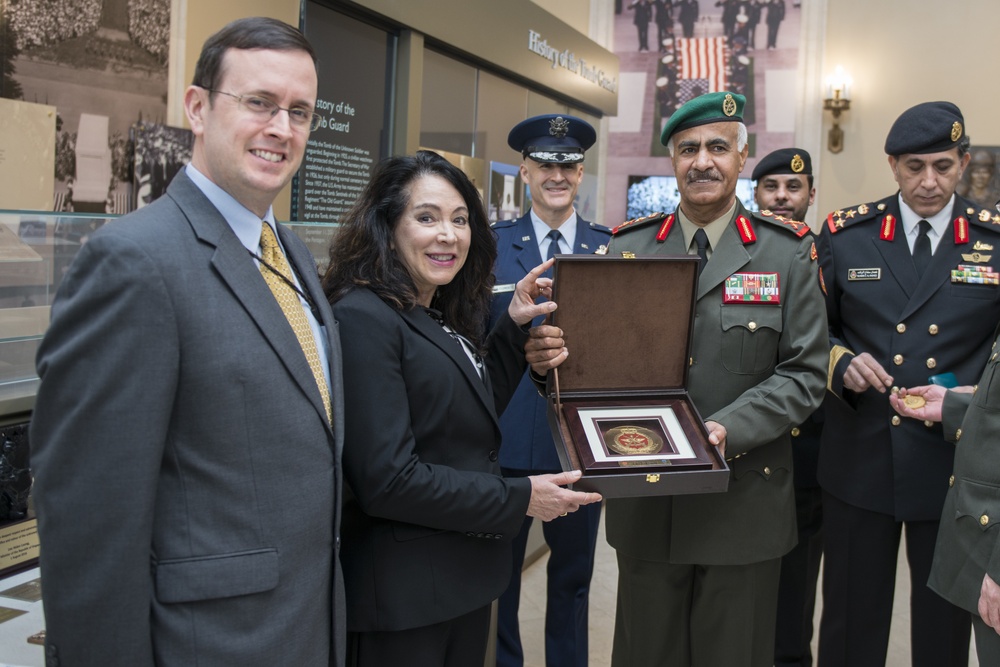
top-left (466, 531), bottom-right (476, 537)
top-left (956, 428), bottom-right (963, 441)
top-left (763, 466), bottom-right (772, 476)
top-left (981, 514), bottom-right (990, 526)
top-left (483, 533), bottom-right (494, 539)
top-left (924, 420), bottom-right (934, 428)
top-left (488, 450), bottom-right (498, 462)
top-left (790, 427), bottom-right (801, 437)
top-left (891, 416), bottom-right (901, 426)
top-left (896, 323), bottom-right (906, 333)
top-left (929, 324), bottom-right (939, 335)
top-left (893, 354), bottom-right (903, 366)
top-left (476, 532), bottom-right (485, 538)
top-left (495, 533), bottom-right (503, 539)
top-left (926, 357), bottom-right (937, 369)
top-left (949, 475), bottom-right (955, 487)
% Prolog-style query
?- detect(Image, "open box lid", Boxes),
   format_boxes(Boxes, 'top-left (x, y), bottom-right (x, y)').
top-left (548, 255), bottom-right (699, 395)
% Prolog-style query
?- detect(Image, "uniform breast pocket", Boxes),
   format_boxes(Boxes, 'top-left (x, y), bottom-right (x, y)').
top-left (949, 282), bottom-right (999, 301)
top-left (974, 351), bottom-right (1000, 412)
top-left (720, 305), bottom-right (783, 375)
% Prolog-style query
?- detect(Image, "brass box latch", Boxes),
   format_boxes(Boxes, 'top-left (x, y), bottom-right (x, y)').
top-left (646, 473), bottom-right (660, 483)
top-left (622, 251), bottom-right (636, 259)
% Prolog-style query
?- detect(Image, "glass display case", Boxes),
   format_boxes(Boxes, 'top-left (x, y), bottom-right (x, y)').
top-left (0, 211), bottom-right (339, 417)
top-left (0, 210), bottom-right (117, 417)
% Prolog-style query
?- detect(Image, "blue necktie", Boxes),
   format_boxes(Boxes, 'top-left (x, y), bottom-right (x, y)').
top-left (546, 229), bottom-right (563, 262)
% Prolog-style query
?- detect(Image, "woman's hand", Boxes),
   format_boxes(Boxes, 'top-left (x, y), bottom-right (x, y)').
top-left (507, 258), bottom-right (557, 327)
top-left (526, 470), bottom-right (602, 521)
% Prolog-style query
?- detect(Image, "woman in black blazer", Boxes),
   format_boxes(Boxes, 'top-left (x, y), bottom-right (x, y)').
top-left (323, 150), bottom-right (601, 667)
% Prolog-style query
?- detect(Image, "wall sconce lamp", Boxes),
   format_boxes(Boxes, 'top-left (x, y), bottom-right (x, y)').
top-left (823, 66), bottom-right (852, 153)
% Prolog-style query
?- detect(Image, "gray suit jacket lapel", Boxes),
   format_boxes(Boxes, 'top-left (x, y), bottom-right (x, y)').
top-left (166, 173), bottom-right (334, 434)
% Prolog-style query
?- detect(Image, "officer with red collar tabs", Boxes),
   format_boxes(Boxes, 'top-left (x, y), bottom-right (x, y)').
top-left (815, 101), bottom-right (1000, 667)
top-left (605, 91), bottom-right (828, 667)
top-left (488, 113), bottom-right (610, 667)
top-left (752, 148), bottom-right (824, 667)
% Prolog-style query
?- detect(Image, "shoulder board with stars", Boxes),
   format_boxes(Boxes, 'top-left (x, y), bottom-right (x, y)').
top-left (755, 209), bottom-right (811, 238)
top-left (612, 212), bottom-right (668, 235)
top-left (825, 198), bottom-right (886, 234)
top-left (964, 203), bottom-right (1000, 231)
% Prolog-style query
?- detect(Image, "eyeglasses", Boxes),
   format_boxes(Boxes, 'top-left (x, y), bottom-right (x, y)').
top-left (203, 88), bottom-right (324, 132)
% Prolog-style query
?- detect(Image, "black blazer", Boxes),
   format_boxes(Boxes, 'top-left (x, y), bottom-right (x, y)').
top-left (333, 288), bottom-right (533, 632)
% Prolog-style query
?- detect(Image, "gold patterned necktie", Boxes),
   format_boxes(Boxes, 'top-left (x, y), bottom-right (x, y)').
top-left (259, 223), bottom-right (332, 424)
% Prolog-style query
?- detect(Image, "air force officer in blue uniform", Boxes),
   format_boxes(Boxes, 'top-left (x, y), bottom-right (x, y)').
top-left (489, 114), bottom-right (611, 667)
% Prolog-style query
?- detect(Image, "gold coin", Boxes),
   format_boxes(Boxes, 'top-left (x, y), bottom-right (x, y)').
top-left (604, 426), bottom-right (664, 456)
top-left (903, 395), bottom-right (926, 409)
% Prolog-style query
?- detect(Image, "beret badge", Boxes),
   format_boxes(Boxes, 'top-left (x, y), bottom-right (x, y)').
top-left (722, 93), bottom-right (737, 117)
top-left (549, 116), bottom-right (570, 138)
top-left (790, 154), bottom-right (805, 173)
top-left (951, 121), bottom-right (963, 142)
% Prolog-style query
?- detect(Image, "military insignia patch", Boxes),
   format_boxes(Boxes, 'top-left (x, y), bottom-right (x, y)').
top-left (952, 269), bottom-right (999, 285)
top-left (549, 116), bottom-right (569, 138)
top-left (848, 268), bottom-right (881, 281)
top-left (961, 253), bottom-right (992, 263)
top-left (810, 242), bottom-right (818, 261)
top-left (954, 217), bottom-right (969, 244)
top-left (723, 93), bottom-right (738, 117)
top-left (951, 121), bottom-right (963, 142)
top-left (975, 241), bottom-right (995, 251)
top-left (791, 154), bottom-right (805, 173)
top-left (880, 215), bottom-right (896, 241)
top-left (723, 272), bottom-right (780, 304)
top-left (736, 215), bottom-right (756, 244)
top-left (981, 209), bottom-right (993, 223)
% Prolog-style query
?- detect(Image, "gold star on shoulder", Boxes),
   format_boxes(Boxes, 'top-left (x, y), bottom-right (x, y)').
top-left (845, 209), bottom-right (857, 219)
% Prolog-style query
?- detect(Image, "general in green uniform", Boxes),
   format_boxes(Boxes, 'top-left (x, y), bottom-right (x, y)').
top-left (605, 91), bottom-right (828, 667)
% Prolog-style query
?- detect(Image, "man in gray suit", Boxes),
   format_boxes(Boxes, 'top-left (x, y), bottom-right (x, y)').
top-left (30, 17), bottom-right (345, 667)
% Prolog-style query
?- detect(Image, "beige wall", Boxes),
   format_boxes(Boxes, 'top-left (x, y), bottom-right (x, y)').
top-left (530, 0), bottom-right (591, 40)
top-left (818, 0), bottom-right (1000, 217)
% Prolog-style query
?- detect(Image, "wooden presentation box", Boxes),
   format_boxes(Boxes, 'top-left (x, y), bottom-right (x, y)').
top-left (546, 255), bottom-right (729, 498)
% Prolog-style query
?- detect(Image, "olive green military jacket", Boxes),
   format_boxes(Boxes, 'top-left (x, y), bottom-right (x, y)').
top-left (930, 341), bottom-right (1000, 614)
top-left (604, 202), bottom-right (828, 564)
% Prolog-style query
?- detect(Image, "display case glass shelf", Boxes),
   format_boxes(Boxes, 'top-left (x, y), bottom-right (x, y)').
top-left (0, 210), bottom-right (338, 416)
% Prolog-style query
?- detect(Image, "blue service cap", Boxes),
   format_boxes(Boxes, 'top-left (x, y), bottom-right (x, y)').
top-left (507, 114), bottom-right (596, 164)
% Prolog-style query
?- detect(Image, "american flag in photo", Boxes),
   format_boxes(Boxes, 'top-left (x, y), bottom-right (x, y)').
top-left (676, 37), bottom-right (728, 92)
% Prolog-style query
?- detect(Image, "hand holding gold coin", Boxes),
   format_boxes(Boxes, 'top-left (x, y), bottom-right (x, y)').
top-left (902, 394), bottom-right (926, 409)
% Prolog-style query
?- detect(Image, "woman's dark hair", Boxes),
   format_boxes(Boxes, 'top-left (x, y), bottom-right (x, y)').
top-left (192, 17), bottom-right (317, 92)
top-left (323, 150), bottom-right (497, 346)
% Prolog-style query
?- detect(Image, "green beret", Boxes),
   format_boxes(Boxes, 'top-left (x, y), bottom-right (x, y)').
top-left (660, 92), bottom-right (745, 146)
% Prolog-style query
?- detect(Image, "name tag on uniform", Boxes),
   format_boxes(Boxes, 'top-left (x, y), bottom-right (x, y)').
top-left (492, 283), bottom-right (517, 294)
top-left (847, 268), bottom-right (881, 281)
top-left (723, 273), bottom-right (780, 304)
